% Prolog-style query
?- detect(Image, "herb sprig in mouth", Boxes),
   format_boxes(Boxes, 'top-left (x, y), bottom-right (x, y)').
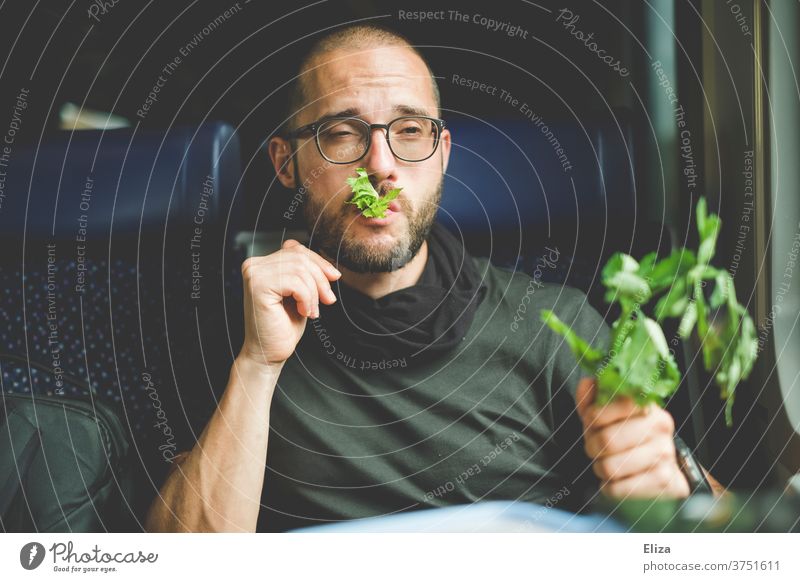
top-left (346, 167), bottom-right (402, 219)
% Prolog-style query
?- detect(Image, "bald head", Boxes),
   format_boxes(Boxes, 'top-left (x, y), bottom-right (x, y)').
top-left (286, 25), bottom-right (440, 130)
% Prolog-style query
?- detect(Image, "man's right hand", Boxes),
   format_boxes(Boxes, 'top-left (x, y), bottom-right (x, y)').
top-left (239, 239), bottom-right (341, 366)
top-left (146, 238), bottom-right (339, 532)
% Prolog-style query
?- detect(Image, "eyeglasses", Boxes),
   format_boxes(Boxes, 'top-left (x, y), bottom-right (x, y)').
top-left (286, 115), bottom-right (446, 164)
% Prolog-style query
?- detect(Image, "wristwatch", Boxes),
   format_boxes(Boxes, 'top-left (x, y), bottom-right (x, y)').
top-left (674, 435), bottom-right (713, 494)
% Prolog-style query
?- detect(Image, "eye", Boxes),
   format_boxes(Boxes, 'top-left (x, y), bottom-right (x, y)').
top-left (321, 120), bottom-right (363, 139)
top-left (393, 122), bottom-right (425, 137)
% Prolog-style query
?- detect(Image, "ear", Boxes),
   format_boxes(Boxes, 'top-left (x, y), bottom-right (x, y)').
top-left (268, 136), bottom-right (297, 189)
top-left (439, 128), bottom-right (452, 175)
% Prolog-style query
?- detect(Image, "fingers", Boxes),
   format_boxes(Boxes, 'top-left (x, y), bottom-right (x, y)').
top-left (581, 396), bottom-right (653, 432)
top-left (583, 408), bottom-right (674, 458)
top-left (303, 257), bottom-right (338, 305)
top-left (576, 378), bottom-right (686, 499)
top-left (592, 435), bottom-right (677, 481)
top-left (242, 240), bottom-right (342, 320)
top-left (281, 240), bottom-right (341, 306)
top-left (574, 377), bottom-right (597, 419)
top-left (243, 259), bottom-right (314, 318)
top-left (282, 239), bottom-right (342, 282)
top-left (289, 254), bottom-right (337, 309)
top-left (582, 404), bottom-right (687, 499)
top-left (600, 461), bottom-right (690, 499)
top-left (575, 378), bottom-right (653, 431)
top-left (277, 271), bottom-right (317, 318)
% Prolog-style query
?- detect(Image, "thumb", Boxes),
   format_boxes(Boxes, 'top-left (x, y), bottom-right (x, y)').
top-left (575, 377), bottom-right (597, 420)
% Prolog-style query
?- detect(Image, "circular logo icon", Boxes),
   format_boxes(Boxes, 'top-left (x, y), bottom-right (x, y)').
top-left (20, 542), bottom-right (46, 570)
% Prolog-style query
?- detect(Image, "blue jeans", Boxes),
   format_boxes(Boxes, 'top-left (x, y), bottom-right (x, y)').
top-left (292, 500), bottom-right (625, 532)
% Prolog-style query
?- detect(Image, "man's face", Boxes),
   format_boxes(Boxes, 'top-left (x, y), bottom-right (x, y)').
top-left (287, 45), bottom-right (451, 273)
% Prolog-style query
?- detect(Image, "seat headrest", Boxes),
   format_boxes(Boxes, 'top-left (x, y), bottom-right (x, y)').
top-left (0, 122), bottom-right (240, 240)
top-left (439, 115), bottom-right (635, 239)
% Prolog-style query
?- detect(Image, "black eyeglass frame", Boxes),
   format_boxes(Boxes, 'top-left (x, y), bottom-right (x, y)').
top-left (286, 115), bottom-right (446, 164)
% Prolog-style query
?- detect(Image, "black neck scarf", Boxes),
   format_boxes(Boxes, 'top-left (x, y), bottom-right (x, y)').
top-left (310, 222), bottom-right (488, 366)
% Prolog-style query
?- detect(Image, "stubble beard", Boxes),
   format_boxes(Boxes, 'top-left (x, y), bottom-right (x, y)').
top-left (301, 173), bottom-right (442, 274)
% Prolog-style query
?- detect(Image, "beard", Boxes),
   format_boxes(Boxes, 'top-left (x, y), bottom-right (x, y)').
top-left (301, 172), bottom-right (442, 274)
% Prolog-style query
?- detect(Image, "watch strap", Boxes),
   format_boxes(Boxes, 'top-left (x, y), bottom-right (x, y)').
top-left (674, 435), bottom-right (712, 494)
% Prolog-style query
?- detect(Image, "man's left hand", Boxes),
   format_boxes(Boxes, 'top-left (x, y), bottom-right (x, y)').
top-left (575, 377), bottom-right (690, 499)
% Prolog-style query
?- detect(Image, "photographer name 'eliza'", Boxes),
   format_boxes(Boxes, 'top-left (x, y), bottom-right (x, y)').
top-left (644, 543), bottom-right (671, 554)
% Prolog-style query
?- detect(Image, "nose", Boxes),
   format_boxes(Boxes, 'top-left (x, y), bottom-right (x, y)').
top-left (360, 127), bottom-right (397, 183)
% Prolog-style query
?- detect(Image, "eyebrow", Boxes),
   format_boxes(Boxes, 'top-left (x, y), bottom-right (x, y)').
top-left (315, 104), bottom-right (434, 123)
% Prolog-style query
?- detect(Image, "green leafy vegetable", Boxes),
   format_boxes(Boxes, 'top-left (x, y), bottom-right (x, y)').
top-left (345, 167), bottom-right (402, 219)
top-left (541, 197), bottom-right (758, 426)
top-left (540, 310), bottom-right (604, 373)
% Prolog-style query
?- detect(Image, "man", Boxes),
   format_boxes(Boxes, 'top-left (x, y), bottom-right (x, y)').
top-left (145, 25), bottom-right (720, 533)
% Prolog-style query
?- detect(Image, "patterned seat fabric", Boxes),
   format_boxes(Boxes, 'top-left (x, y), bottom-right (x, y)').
top-left (0, 123), bottom-right (243, 526)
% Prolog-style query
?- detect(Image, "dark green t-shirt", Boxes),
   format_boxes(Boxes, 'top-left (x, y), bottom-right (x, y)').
top-left (258, 256), bottom-right (610, 531)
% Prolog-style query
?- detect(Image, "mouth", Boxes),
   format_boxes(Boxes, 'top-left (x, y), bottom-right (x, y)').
top-left (352, 199), bottom-right (402, 226)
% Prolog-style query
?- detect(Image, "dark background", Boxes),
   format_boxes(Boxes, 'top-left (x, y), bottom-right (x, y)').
top-left (0, 0), bottom-right (640, 229)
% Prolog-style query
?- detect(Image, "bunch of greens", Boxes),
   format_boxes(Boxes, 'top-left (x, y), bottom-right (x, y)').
top-left (346, 167), bottom-right (402, 219)
top-left (541, 198), bottom-right (757, 426)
